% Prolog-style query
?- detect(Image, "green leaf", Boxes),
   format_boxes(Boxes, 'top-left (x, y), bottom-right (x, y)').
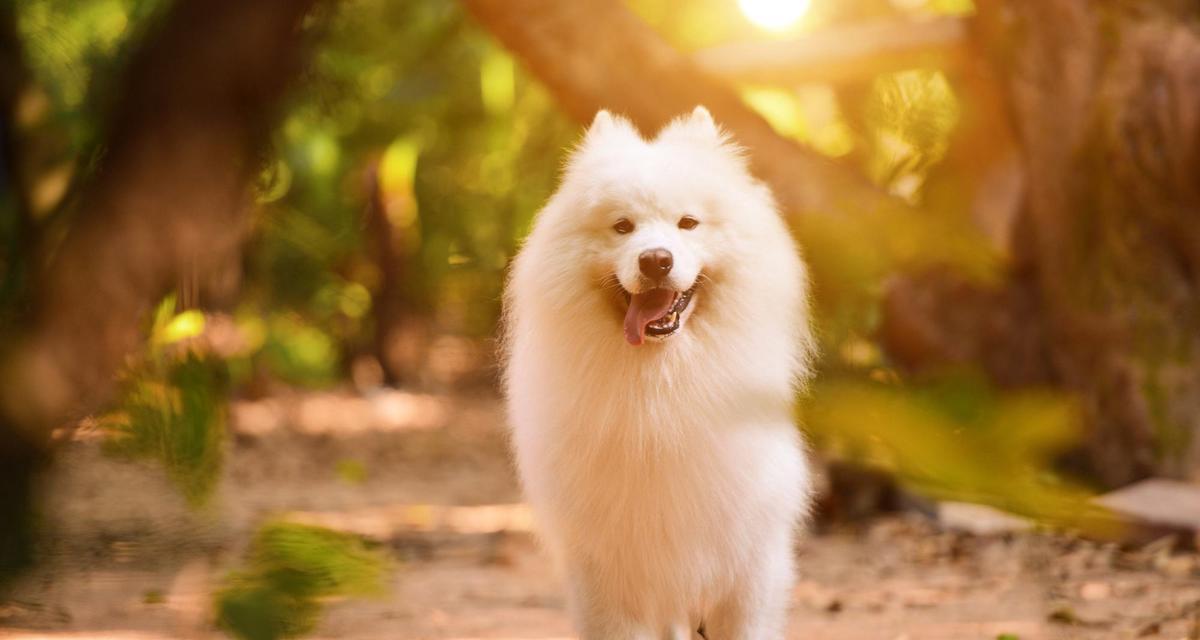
top-left (216, 521), bottom-right (389, 640)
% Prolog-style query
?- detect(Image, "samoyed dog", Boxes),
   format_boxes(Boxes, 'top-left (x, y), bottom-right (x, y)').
top-left (503, 106), bottom-right (814, 639)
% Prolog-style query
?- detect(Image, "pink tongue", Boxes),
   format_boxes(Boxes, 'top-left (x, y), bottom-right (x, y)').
top-left (624, 289), bottom-right (676, 346)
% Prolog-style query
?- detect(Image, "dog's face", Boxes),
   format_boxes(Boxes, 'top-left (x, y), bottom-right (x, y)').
top-left (516, 106), bottom-right (799, 350)
top-left (578, 108), bottom-right (735, 346)
top-left (600, 185), bottom-right (707, 346)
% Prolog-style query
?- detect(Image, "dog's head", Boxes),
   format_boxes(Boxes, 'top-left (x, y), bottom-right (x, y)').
top-left (513, 106), bottom-right (805, 350)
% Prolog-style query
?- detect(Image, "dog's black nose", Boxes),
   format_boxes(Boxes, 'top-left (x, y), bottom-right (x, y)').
top-left (638, 248), bottom-right (673, 279)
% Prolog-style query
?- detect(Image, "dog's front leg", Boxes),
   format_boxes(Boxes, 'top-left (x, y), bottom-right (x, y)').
top-left (701, 532), bottom-right (794, 639)
top-left (567, 569), bottom-right (657, 640)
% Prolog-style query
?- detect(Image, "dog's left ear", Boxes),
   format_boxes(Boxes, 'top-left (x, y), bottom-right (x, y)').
top-left (658, 105), bottom-right (724, 144)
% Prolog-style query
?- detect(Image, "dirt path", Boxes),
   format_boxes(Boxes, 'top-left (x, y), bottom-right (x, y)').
top-left (2, 390), bottom-right (1198, 639)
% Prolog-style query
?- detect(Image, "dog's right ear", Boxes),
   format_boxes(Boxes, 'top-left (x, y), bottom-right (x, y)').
top-left (687, 106), bottom-right (718, 135)
top-left (575, 110), bottom-right (639, 156)
top-left (585, 110), bottom-right (622, 142)
top-left (591, 109), bottom-right (616, 133)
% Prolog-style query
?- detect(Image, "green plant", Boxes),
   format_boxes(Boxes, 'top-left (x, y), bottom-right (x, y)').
top-left (216, 521), bottom-right (389, 640)
top-left (103, 297), bottom-right (227, 506)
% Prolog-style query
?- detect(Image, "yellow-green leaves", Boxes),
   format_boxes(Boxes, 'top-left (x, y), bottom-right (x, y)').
top-left (216, 521), bottom-right (388, 640)
top-left (480, 51), bottom-right (515, 115)
top-left (805, 377), bottom-right (1121, 536)
top-left (104, 353), bottom-right (227, 507)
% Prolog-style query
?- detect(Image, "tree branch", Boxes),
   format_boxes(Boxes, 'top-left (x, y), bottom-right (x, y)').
top-left (696, 17), bottom-right (970, 87)
top-left (461, 0), bottom-right (901, 220)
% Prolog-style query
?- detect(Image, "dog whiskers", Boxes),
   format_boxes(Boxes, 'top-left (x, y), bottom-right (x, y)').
top-left (597, 274), bottom-right (624, 294)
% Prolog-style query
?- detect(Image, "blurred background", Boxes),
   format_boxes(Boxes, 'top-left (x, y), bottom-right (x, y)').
top-left (0, 0), bottom-right (1198, 638)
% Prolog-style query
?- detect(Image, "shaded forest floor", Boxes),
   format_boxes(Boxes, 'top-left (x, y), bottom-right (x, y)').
top-left (1, 389), bottom-right (1198, 639)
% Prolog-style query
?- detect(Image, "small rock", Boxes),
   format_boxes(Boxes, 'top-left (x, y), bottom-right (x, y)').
top-left (1136, 621), bottom-right (1161, 637)
top-left (903, 587), bottom-right (943, 609)
top-left (1143, 534), bottom-right (1180, 556)
top-left (1047, 604), bottom-right (1107, 628)
top-left (1157, 554), bottom-right (1196, 578)
top-left (1095, 479), bottom-right (1200, 534)
top-left (938, 502), bottom-right (1033, 536)
top-left (1048, 604), bottom-right (1089, 625)
top-left (1079, 581), bottom-right (1111, 601)
top-left (793, 579), bottom-right (843, 613)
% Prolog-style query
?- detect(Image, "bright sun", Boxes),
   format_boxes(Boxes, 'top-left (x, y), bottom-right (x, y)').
top-left (738, 0), bottom-right (812, 31)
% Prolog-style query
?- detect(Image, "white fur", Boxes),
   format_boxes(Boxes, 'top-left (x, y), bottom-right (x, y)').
top-left (503, 107), bottom-right (815, 639)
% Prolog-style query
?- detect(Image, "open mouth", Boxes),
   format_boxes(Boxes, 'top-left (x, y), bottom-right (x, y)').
top-left (621, 285), bottom-right (697, 346)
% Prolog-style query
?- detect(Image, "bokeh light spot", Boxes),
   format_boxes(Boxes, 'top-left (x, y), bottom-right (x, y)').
top-left (738, 0), bottom-right (811, 31)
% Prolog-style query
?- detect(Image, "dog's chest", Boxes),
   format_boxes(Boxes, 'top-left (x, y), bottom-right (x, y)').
top-left (561, 435), bottom-right (745, 579)
top-left (555, 419), bottom-right (790, 548)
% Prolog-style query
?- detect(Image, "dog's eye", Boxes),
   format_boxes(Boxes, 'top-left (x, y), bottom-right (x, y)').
top-left (612, 218), bottom-right (634, 234)
top-left (678, 215), bottom-right (700, 230)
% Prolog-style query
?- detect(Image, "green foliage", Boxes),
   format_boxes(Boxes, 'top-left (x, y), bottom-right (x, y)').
top-left (795, 200), bottom-right (998, 358)
top-left (5, 0), bottom-right (570, 391)
top-left (15, 0), bottom-right (573, 390)
top-left (227, 0), bottom-right (575, 383)
top-left (729, 37), bottom-right (987, 356)
top-left (215, 521), bottom-right (388, 640)
top-left (864, 69), bottom-right (960, 199)
top-left (805, 375), bottom-right (1120, 535)
top-left (16, 0), bottom-right (167, 151)
top-left (742, 85), bottom-right (856, 157)
top-left (258, 312), bottom-right (340, 388)
top-left (335, 459), bottom-right (368, 486)
top-left (103, 298), bottom-right (227, 506)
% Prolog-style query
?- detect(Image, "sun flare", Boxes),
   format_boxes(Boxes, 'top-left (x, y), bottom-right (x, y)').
top-left (738, 0), bottom-right (812, 31)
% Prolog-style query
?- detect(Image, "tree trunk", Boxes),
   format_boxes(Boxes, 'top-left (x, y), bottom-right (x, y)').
top-left (0, 1), bottom-right (33, 305)
top-left (989, 0), bottom-right (1200, 484)
top-left (364, 165), bottom-right (422, 387)
top-left (887, 1), bottom-right (1200, 485)
top-left (0, 0), bottom-right (318, 577)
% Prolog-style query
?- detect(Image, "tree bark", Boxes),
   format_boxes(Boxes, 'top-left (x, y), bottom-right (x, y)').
top-left (364, 165), bottom-right (421, 387)
top-left (887, 1), bottom-right (1200, 485)
top-left (0, 0), bottom-right (318, 577)
top-left (986, 0), bottom-right (1200, 484)
top-left (0, 0), bottom-right (40, 581)
top-left (0, 1), bottom-right (33, 304)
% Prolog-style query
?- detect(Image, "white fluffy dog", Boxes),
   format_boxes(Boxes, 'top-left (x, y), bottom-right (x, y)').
top-left (503, 106), bottom-right (814, 639)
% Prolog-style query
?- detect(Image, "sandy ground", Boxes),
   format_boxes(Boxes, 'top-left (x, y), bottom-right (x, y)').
top-left (1, 389), bottom-right (1198, 640)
